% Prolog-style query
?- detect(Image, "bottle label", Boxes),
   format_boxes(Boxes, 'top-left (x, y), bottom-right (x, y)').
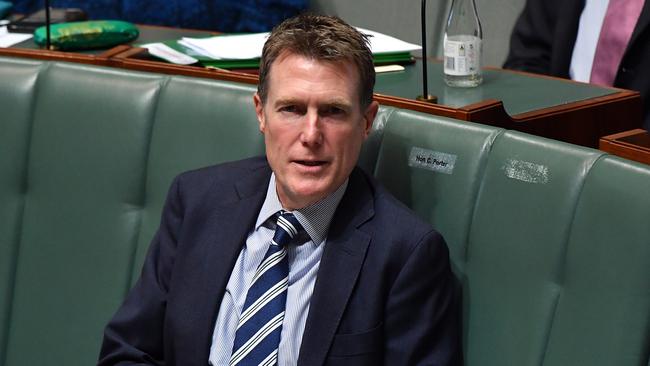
top-left (443, 36), bottom-right (481, 76)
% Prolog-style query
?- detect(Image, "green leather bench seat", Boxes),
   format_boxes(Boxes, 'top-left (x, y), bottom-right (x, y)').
top-left (374, 110), bottom-right (501, 273)
top-left (463, 132), bottom-right (604, 364)
top-left (0, 56), bottom-right (648, 366)
top-left (373, 117), bottom-right (650, 365)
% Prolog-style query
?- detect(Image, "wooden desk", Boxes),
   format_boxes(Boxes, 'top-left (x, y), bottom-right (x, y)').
top-left (0, 25), bottom-right (259, 83)
top-left (112, 49), bottom-right (643, 148)
top-left (600, 129), bottom-right (650, 165)
top-left (0, 25), bottom-right (642, 148)
top-left (373, 60), bottom-right (641, 148)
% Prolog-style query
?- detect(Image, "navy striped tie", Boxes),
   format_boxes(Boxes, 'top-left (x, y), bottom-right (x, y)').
top-left (230, 211), bottom-right (304, 366)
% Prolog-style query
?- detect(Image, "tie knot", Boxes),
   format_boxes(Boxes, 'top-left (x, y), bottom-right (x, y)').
top-left (272, 211), bottom-right (304, 248)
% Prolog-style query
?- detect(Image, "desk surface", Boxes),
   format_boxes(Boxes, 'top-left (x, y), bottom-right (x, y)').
top-left (375, 61), bottom-right (617, 116)
top-left (9, 24), bottom-right (618, 117)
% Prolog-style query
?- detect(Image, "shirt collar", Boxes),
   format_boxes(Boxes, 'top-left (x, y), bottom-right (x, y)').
top-left (255, 173), bottom-right (348, 246)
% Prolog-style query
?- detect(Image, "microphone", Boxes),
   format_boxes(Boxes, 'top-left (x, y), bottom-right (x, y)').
top-left (416, 0), bottom-right (437, 103)
top-left (45, 0), bottom-right (51, 50)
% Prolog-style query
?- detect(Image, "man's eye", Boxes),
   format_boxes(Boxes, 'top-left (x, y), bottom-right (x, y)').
top-left (322, 106), bottom-right (346, 116)
top-left (279, 105), bottom-right (299, 113)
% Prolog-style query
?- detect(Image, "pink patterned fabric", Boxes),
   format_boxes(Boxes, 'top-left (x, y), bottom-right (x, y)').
top-left (590, 0), bottom-right (645, 86)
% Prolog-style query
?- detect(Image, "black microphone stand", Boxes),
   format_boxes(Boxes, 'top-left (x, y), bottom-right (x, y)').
top-left (417, 0), bottom-right (437, 103)
top-left (45, 0), bottom-right (51, 50)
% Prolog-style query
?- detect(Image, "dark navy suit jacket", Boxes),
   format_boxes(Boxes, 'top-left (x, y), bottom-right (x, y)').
top-left (98, 157), bottom-right (461, 365)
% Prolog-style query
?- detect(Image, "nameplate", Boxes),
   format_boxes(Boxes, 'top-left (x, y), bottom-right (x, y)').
top-left (502, 158), bottom-right (549, 184)
top-left (408, 147), bottom-right (457, 175)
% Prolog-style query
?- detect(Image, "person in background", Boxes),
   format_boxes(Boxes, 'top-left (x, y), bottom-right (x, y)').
top-left (504, 0), bottom-right (650, 130)
top-left (98, 14), bottom-right (461, 366)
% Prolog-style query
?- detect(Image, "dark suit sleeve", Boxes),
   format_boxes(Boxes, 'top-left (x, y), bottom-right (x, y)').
top-left (98, 176), bottom-right (184, 366)
top-left (503, 0), bottom-right (557, 74)
top-left (384, 230), bottom-right (462, 366)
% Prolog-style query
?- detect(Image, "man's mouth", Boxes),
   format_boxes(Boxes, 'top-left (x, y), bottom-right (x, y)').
top-left (295, 160), bottom-right (327, 167)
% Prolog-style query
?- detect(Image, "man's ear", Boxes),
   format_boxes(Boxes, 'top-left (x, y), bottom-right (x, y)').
top-left (253, 92), bottom-right (266, 133)
top-left (362, 101), bottom-right (379, 137)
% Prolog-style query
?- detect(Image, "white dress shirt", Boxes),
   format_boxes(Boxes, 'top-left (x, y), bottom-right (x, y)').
top-left (208, 173), bottom-right (348, 365)
top-left (570, 0), bottom-right (609, 82)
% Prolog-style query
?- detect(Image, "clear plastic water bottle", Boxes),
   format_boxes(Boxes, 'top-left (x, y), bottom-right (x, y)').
top-left (443, 0), bottom-right (483, 87)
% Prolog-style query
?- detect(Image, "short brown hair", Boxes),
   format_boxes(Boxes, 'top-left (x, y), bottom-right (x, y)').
top-left (258, 14), bottom-right (375, 108)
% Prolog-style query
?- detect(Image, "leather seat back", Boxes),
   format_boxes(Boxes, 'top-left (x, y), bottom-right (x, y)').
top-left (0, 57), bottom-right (44, 366)
top-left (374, 110), bottom-right (650, 366)
top-left (373, 109), bottom-right (502, 274)
top-left (462, 131), bottom-right (603, 365)
top-left (0, 58), bottom-right (265, 365)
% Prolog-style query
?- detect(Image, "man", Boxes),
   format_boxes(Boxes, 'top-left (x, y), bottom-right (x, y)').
top-left (99, 14), bottom-right (460, 366)
top-left (504, 0), bottom-right (650, 130)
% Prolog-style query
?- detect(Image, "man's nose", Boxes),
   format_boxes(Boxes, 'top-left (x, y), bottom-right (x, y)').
top-left (300, 110), bottom-right (323, 146)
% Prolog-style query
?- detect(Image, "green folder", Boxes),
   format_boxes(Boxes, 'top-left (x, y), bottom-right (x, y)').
top-left (373, 52), bottom-right (415, 65)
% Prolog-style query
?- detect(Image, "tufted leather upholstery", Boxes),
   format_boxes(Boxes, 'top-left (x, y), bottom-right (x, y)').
top-left (375, 116), bottom-right (650, 365)
top-left (0, 56), bottom-right (648, 366)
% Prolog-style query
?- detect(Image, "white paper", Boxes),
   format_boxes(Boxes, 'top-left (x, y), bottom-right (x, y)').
top-left (142, 42), bottom-right (198, 65)
top-left (375, 64), bottom-right (405, 73)
top-left (0, 26), bottom-right (33, 48)
top-left (179, 33), bottom-right (269, 60)
top-left (357, 28), bottom-right (422, 54)
top-left (176, 27), bottom-right (420, 61)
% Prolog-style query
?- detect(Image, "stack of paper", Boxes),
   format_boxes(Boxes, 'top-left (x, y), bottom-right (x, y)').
top-left (0, 26), bottom-right (33, 48)
top-left (177, 28), bottom-right (420, 61)
top-left (142, 42), bottom-right (199, 65)
top-left (179, 33), bottom-right (269, 60)
top-left (358, 28), bottom-right (421, 55)
top-left (144, 27), bottom-right (421, 68)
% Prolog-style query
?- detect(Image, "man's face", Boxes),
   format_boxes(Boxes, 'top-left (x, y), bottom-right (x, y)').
top-left (254, 52), bottom-right (378, 210)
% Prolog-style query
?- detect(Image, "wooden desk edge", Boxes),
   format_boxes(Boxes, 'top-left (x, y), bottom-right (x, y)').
top-left (600, 129), bottom-right (650, 165)
top-left (0, 47), bottom-right (112, 65)
top-left (600, 128), bottom-right (649, 141)
top-left (513, 88), bottom-right (640, 121)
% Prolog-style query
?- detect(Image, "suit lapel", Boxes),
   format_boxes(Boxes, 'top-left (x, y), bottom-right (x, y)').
top-left (297, 169), bottom-right (374, 366)
top-left (187, 162), bottom-right (272, 363)
top-left (552, 0), bottom-right (585, 76)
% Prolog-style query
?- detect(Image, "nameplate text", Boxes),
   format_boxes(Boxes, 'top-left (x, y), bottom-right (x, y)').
top-left (408, 147), bottom-right (457, 175)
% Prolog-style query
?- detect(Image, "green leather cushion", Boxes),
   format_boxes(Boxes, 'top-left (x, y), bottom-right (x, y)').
top-left (0, 57), bottom-right (44, 365)
top-left (4, 62), bottom-right (166, 366)
top-left (464, 131), bottom-right (604, 365)
top-left (1, 61), bottom-right (266, 366)
top-left (374, 109), bottom-right (503, 274)
top-left (541, 156), bottom-right (650, 365)
top-left (357, 105), bottom-right (392, 175)
top-left (130, 77), bottom-right (263, 285)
